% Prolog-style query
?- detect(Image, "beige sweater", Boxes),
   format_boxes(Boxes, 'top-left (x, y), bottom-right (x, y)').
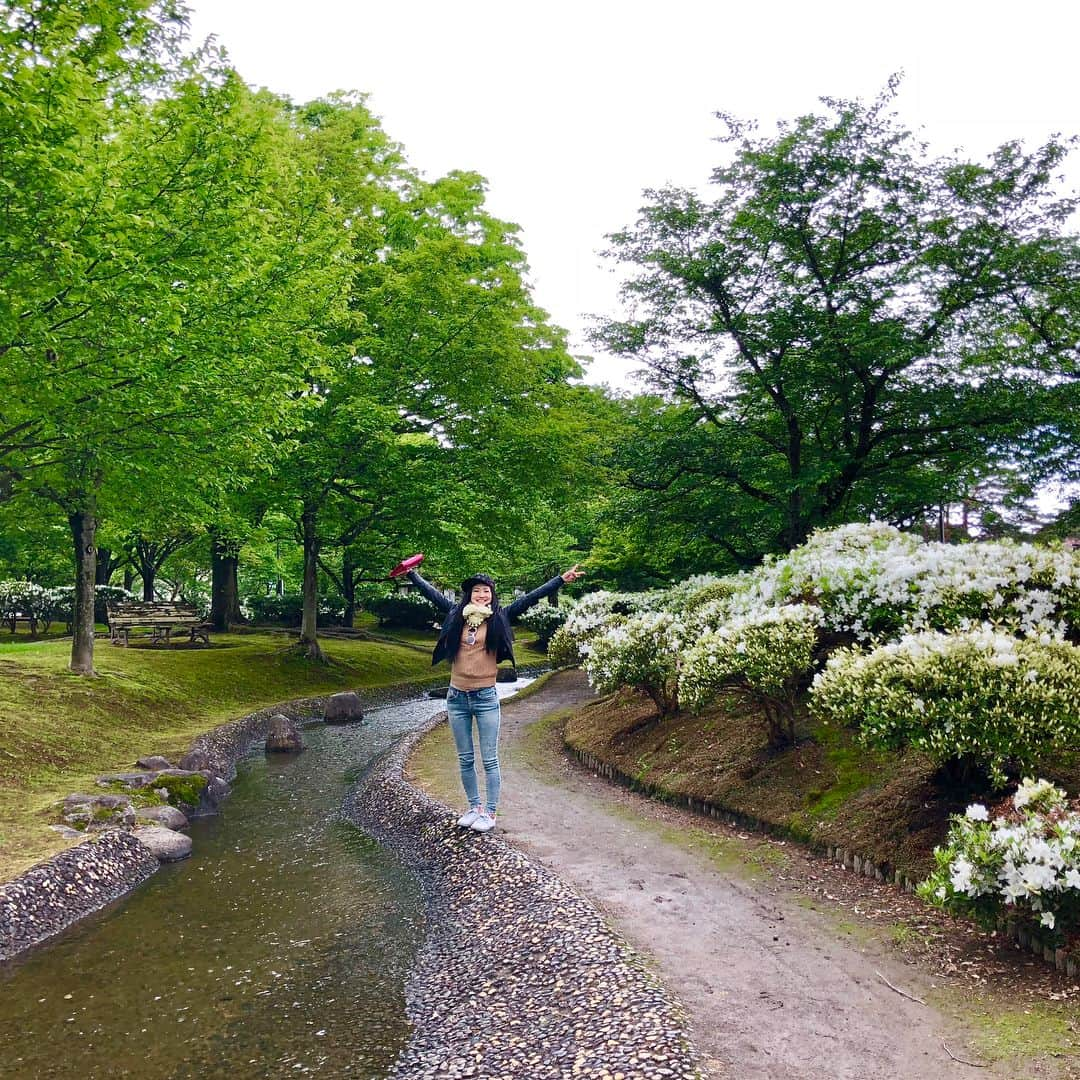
top-left (450, 619), bottom-right (498, 690)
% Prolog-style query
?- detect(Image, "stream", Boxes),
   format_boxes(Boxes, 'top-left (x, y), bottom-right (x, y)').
top-left (0, 680), bottom-right (530, 1078)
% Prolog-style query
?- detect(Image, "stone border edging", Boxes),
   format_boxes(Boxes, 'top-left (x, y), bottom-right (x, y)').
top-left (0, 831), bottom-right (159, 960)
top-left (566, 742), bottom-right (1080, 979)
top-left (0, 677), bottom-right (446, 964)
top-left (346, 710), bottom-right (703, 1080)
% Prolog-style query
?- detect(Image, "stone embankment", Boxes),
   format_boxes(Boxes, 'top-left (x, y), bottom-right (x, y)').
top-left (0, 689), bottom-right (367, 962)
top-left (348, 710), bottom-right (703, 1080)
top-left (0, 832), bottom-right (159, 960)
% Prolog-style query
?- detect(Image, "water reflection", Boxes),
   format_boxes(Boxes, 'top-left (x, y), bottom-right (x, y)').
top-left (0, 682), bottom-right (529, 1079)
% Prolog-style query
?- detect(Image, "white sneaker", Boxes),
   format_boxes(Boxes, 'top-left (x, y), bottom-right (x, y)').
top-left (470, 812), bottom-right (497, 833)
top-left (456, 806), bottom-right (482, 827)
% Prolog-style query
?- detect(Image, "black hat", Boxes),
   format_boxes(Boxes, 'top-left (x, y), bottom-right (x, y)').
top-left (460, 573), bottom-right (497, 596)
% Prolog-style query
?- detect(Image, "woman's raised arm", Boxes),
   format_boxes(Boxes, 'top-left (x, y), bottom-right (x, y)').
top-left (504, 565), bottom-right (584, 621)
top-left (405, 569), bottom-right (455, 614)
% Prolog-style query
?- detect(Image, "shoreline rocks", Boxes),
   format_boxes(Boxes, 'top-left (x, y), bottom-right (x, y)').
top-left (324, 691), bottom-right (364, 724)
top-left (346, 710), bottom-right (702, 1080)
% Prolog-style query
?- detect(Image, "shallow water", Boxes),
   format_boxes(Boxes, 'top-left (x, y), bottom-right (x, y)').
top-left (0, 682), bottom-right (528, 1079)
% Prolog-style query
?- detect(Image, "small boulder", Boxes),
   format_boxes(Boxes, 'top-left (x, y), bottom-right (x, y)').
top-left (136, 755), bottom-right (173, 771)
top-left (134, 805), bottom-right (189, 830)
top-left (95, 772), bottom-right (155, 790)
top-left (265, 714), bottom-right (304, 753)
top-left (132, 826), bottom-right (192, 862)
top-left (48, 824), bottom-right (84, 840)
top-left (325, 691), bottom-right (364, 724)
top-left (200, 773), bottom-right (231, 810)
top-left (62, 792), bottom-right (135, 832)
top-left (496, 667), bottom-right (518, 683)
top-left (178, 748), bottom-right (231, 778)
top-left (150, 769), bottom-right (210, 813)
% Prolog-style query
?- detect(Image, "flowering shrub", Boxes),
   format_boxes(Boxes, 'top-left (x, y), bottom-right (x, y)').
top-left (681, 605), bottom-right (820, 746)
top-left (0, 582), bottom-right (136, 632)
top-left (681, 578), bottom-right (740, 614)
top-left (582, 610), bottom-right (684, 715)
top-left (725, 523), bottom-right (1080, 644)
top-left (0, 581), bottom-right (50, 630)
top-left (519, 601), bottom-right (571, 648)
top-left (918, 779), bottom-right (1080, 937)
top-left (810, 627), bottom-right (1080, 786)
top-left (546, 625), bottom-right (582, 667)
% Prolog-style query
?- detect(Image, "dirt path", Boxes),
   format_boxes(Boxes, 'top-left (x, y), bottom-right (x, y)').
top-left (406, 671), bottom-right (1070, 1080)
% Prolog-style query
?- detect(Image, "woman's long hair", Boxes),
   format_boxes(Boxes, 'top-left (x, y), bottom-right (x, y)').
top-left (444, 573), bottom-right (504, 659)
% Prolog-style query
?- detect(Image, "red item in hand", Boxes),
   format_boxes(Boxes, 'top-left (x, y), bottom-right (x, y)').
top-left (389, 553), bottom-right (425, 579)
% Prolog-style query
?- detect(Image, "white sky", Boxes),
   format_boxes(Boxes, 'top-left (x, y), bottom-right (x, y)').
top-left (187, 1), bottom-right (1080, 389)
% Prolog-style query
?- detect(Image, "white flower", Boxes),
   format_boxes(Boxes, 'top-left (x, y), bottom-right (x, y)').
top-left (965, 804), bottom-right (989, 822)
top-left (1040, 911), bottom-right (1056, 930)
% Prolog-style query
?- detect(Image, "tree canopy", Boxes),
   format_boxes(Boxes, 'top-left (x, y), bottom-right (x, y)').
top-left (595, 81), bottom-right (1080, 566)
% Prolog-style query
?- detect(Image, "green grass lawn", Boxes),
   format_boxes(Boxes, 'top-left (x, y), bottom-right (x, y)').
top-left (0, 625), bottom-right (548, 881)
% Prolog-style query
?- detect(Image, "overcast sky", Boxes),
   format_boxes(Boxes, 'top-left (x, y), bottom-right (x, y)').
top-left (187, 1), bottom-right (1079, 388)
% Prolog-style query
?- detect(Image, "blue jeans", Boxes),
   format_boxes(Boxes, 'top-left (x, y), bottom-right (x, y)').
top-left (446, 685), bottom-right (501, 813)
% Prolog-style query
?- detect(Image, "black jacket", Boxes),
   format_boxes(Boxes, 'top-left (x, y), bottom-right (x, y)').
top-left (406, 569), bottom-right (564, 668)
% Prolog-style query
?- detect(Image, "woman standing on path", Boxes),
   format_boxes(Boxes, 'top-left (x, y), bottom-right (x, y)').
top-left (401, 559), bottom-right (584, 833)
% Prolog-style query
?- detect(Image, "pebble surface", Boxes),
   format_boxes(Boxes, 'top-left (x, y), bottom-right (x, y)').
top-left (347, 710), bottom-right (704, 1080)
top-left (0, 831), bottom-right (158, 960)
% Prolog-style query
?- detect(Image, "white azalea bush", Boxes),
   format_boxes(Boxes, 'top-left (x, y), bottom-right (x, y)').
top-left (0, 581), bottom-right (51, 629)
top-left (582, 610), bottom-right (684, 715)
top-left (681, 605), bottom-right (820, 746)
top-left (810, 627), bottom-right (1080, 787)
top-left (519, 599), bottom-right (572, 649)
top-left (919, 779), bottom-right (1080, 937)
top-left (723, 524), bottom-right (1080, 644)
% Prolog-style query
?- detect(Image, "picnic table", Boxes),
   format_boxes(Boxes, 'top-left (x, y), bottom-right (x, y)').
top-left (107, 601), bottom-right (211, 646)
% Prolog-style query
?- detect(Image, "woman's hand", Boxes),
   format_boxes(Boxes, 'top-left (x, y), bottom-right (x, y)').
top-left (561, 564), bottom-right (585, 584)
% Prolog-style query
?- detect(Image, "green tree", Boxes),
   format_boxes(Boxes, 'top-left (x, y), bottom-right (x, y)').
top-left (272, 97), bottom-right (590, 660)
top-left (1, 6), bottom-right (343, 671)
top-left (596, 82), bottom-right (1080, 564)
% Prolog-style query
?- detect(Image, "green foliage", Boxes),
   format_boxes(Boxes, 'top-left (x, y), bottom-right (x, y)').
top-left (151, 772), bottom-right (208, 809)
top-left (368, 593), bottom-right (440, 630)
top-left (246, 594), bottom-right (346, 627)
top-left (811, 629), bottom-right (1080, 787)
top-left (594, 82), bottom-right (1080, 568)
top-left (546, 625), bottom-right (581, 667)
top-left (680, 606), bottom-right (819, 747)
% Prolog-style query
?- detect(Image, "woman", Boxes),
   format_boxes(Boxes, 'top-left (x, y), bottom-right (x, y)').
top-left (405, 562), bottom-right (584, 832)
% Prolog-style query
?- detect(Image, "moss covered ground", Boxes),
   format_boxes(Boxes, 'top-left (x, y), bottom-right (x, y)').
top-left (0, 627), bottom-right (546, 881)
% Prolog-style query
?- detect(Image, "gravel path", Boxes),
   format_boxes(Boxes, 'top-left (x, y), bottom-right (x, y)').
top-left (349, 692), bottom-right (703, 1080)
top-left (407, 670), bottom-right (1043, 1080)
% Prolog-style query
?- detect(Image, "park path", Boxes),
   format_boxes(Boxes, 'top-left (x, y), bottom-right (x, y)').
top-left (407, 671), bottom-right (1045, 1080)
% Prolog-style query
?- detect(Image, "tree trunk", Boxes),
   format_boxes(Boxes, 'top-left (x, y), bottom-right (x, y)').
top-left (123, 566), bottom-right (134, 592)
top-left (210, 533), bottom-right (242, 632)
top-left (95, 548), bottom-right (112, 586)
top-left (299, 505), bottom-right (325, 661)
top-left (139, 557), bottom-right (155, 602)
top-left (342, 548), bottom-right (356, 628)
top-left (68, 503), bottom-right (97, 675)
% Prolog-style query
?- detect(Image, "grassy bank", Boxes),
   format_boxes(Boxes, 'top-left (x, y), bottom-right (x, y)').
top-left (0, 628), bottom-right (545, 881)
top-left (564, 687), bottom-right (1080, 883)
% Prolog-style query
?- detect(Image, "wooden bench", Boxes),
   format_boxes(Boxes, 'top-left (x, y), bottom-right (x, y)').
top-left (7, 612), bottom-right (40, 635)
top-left (107, 601), bottom-right (211, 646)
